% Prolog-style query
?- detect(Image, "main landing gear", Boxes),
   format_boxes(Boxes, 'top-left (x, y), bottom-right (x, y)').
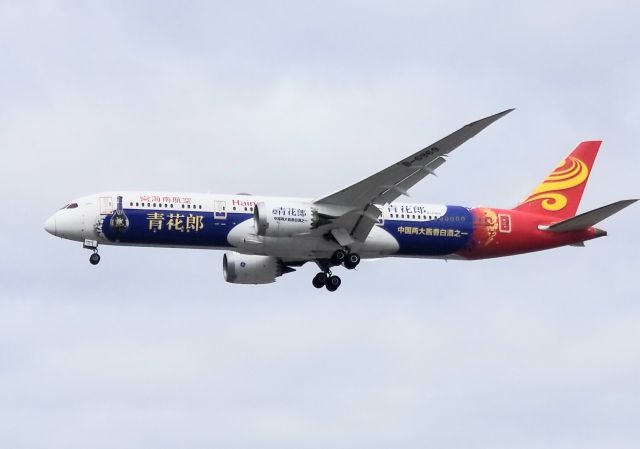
top-left (330, 249), bottom-right (361, 270)
top-left (84, 239), bottom-right (100, 266)
top-left (312, 249), bottom-right (361, 292)
top-left (312, 271), bottom-right (342, 292)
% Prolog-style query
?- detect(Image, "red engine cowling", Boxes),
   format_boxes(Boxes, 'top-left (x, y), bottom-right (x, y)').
top-left (223, 252), bottom-right (283, 284)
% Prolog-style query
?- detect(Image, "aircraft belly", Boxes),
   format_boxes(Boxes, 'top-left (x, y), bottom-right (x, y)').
top-left (359, 225), bottom-right (401, 257)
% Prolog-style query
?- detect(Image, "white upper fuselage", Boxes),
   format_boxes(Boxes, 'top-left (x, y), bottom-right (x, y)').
top-left (44, 191), bottom-right (457, 261)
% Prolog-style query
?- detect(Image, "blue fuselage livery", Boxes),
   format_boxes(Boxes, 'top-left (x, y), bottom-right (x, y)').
top-left (389, 206), bottom-right (473, 256)
top-left (99, 198), bottom-right (474, 257)
top-left (43, 110), bottom-right (636, 291)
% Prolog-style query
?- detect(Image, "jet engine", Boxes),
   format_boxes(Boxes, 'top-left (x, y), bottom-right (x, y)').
top-left (253, 202), bottom-right (321, 237)
top-left (223, 252), bottom-right (289, 284)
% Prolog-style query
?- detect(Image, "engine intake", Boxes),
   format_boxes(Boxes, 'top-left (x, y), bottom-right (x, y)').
top-left (223, 252), bottom-right (287, 284)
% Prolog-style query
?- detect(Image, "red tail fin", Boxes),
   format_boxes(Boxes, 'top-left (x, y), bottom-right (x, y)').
top-left (513, 141), bottom-right (601, 219)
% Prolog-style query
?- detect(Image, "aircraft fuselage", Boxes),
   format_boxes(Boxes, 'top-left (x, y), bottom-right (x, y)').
top-left (45, 191), bottom-right (601, 262)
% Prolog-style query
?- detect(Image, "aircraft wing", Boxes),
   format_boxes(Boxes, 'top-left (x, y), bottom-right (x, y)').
top-left (311, 109), bottom-right (514, 245)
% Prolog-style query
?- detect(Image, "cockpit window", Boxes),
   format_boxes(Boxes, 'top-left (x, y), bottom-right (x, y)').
top-left (66, 203), bottom-right (78, 209)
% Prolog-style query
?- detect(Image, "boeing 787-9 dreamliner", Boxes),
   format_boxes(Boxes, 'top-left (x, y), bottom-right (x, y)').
top-left (44, 109), bottom-right (636, 291)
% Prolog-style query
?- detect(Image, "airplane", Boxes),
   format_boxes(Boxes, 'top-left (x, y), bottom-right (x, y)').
top-left (44, 109), bottom-right (636, 291)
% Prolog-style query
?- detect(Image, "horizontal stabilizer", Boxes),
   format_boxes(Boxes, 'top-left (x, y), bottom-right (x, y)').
top-left (541, 199), bottom-right (637, 232)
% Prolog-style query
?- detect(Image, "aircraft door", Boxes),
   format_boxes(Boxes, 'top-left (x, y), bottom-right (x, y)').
top-left (214, 200), bottom-right (227, 220)
top-left (100, 196), bottom-right (114, 215)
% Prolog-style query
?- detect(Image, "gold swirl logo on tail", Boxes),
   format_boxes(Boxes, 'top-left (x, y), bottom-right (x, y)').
top-left (522, 157), bottom-right (589, 211)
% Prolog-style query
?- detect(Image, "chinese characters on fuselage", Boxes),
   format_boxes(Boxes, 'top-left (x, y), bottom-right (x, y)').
top-left (146, 213), bottom-right (204, 232)
top-left (386, 205), bottom-right (435, 215)
top-left (140, 195), bottom-right (192, 205)
top-left (397, 226), bottom-right (468, 238)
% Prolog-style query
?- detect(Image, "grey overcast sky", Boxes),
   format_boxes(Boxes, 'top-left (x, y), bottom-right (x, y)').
top-left (1, 1), bottom-right (639, 448)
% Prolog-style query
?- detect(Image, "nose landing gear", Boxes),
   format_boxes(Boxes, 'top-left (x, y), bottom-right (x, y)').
top-left (83, 239), bottom-right (100, 266)
top-left (89, 252), bottom-right (101, 265)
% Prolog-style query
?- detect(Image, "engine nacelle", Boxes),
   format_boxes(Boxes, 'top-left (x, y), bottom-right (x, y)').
top-left (223, 252), bottom-right (283, 284)
top-left (253, 201), bottom-right (317, 237)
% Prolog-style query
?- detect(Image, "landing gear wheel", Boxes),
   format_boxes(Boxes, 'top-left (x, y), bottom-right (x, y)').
top-left (344, 252), bottom-right (361, 270)
top-left (312, 272), bottom-right (328, 289)
top-left (330, 249), bottom-right (347, 266)
top-left (325, 275), bottom-right (341, 292)
top-left (89, 252), bottom-right (101, 265)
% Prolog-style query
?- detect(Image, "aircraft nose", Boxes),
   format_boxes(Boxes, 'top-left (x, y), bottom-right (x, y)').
top-left (44, 214), bottom-right (57, 236)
